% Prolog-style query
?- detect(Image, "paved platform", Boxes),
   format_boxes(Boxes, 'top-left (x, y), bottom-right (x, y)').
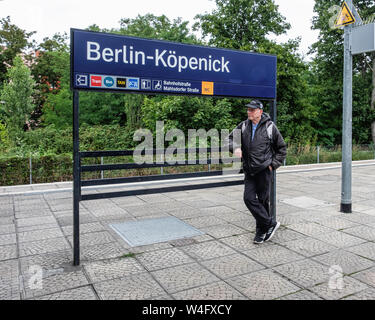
top-left (1, 161), bottom-right (375, 300)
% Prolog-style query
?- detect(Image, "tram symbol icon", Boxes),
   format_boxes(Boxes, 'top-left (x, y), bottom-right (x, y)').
top-left (153, 80), bottom-right (162, 90)
top-left (76, 74), bottom-right (88, 86)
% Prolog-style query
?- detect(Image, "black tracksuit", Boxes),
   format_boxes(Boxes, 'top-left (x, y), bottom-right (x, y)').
top-left (226, 113), bottom-right (287, 233)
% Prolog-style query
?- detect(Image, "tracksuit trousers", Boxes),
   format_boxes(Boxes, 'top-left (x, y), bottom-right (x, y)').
top-left (243, 168), bottom-right (274, 233)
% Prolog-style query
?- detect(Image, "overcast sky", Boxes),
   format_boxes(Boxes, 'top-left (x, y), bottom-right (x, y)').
top-left (0, 0), bottom-right (320, 59)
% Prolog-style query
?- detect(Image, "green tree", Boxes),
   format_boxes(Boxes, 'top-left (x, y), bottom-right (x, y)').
top-left (30, 33), bottom-right (69, 127)
top-left (310, 0), bottom-right (375, 145)
top-left (194, 0), bottom-right (316, 144)
top-left (118, 14), bottom-right (199, 44)
top-left (194, 0), bottom-right (290, 50)
top-left (0, 16), bottom-right (35, 85)
top-left (0, 55), bottom-right (36, 141)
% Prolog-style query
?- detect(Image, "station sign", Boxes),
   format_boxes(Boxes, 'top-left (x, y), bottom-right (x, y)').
top-left (71, 29), bottom-right (277, 99)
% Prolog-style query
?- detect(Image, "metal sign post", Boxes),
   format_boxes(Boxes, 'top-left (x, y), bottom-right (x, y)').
top-left (338, 0), bottom-right (375, 213)
top-left (341, 19), bottom-right (353, 213)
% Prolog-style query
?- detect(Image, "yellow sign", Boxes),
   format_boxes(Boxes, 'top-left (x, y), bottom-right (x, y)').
top-left (335, 2), bottom-right (356, 27)
top-left (202, 81), bottom-right (214, 95)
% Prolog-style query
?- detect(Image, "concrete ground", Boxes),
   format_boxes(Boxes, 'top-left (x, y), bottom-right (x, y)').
top-left (1, 160), bottom-right (375, 300)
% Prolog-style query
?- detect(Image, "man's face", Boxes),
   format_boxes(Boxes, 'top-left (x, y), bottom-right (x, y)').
top-left (247, 107), bottom-right (263, 122)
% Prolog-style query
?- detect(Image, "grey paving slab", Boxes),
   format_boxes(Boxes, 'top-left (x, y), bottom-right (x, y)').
top-left (342, 287), bottom-right (375, 300)
top-left (151, 263), bottom-right (219, 293)
top-left (220, 233), bottom-right (273, 251)
top-left (184, 216), bottom-right (226, 228)
top-left (168, 207), bottom-right (202, 219)
top-left (227, 269), bottom-right (301, 300)
top-left (286, 222), bottom-right (334, 237)
top-left (243, 244), bottom-right (306, 268)
top-left (80, 242), bottom-right (128, 262)
top-left (350, 266), bottom-right (375, 288)
top-left (200, 224), bottom-right (246, 239)
top-left (0, 233), bottom-right (16, 246)
top-left (18, 228), bottom-right (64, 243)
top-left (19, 237), bottom-right (70, 257)
top-left (172, 281), bottom-right (247, 300)
top-left (268, 227), bottom-right (307, 244)
top-left (32, 285), bottom-right (97, 300)
top-left (341, 213), bottom-right (375, 225)
top-left (0, 259), bottom-right (20, 300)
top-left (273, 259), bottom-right (329, 288)
top-left (181, 199), bottom-right (218, 208)
top-left (56, 214), bottom-right (98, 227)
top-left (280, 196), bottom-right (334, 209)
top-left (19, 250), bottom-right (72, 274)
top-left (0, 244), bottom-right (17, 261)
top-left (22, 270), bottom-right (89, 299)
top-left (16, 223), bottom-right (59, 233)
top-left (345, 242), bottom-right (375, 261)
top-left (199, 206), bottom-right (236, 215)
top-left (309, 276), bottom-right (368, 300)
top-left (201, 253), bottom-right (265, 279)
top-left (181, 240), bottom-right (236, 260)
top-left (314, 216), bottom-right (360, 230)
top-left (84, 257), bottom-right (145, 283)
top-left (312, 231), bottom-right (366, 248)
top-left (68, 231), bottom-right (116, 248)
top-left (94, 273), bottom-right (166, 300)
top-left (214, 211), bottom-right (253, 223)
top-left (282, 237), bottom-right (338, 257)
top-left (61, 222), bottom-right (106, 236)
top-left (0, 217), bottom-right (15, 225)
top-left (312, 250), bottom-right (374, 275)
top-left (277, 290), bottom-right (323, 300)
top-left (277, 214), bottom-right (307, 226)
top-left (230, 219), bottom-right (257, 232)
top-left (16, 216), bottom-right (57, 228)
top-left (342, 225), bottom-right (375, 242)
top-left (137, 248), bottom-right (194, 271)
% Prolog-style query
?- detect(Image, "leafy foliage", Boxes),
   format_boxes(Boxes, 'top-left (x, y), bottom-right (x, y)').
top-left (0, 55), bottom-right (35, 141)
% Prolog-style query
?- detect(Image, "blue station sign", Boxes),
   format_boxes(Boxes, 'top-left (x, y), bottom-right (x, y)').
top-left (71, 29), bottom-right (277, 99)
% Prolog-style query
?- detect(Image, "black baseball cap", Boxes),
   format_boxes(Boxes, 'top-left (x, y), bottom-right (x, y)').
top-left (245, 100), bottom-right (263, 109)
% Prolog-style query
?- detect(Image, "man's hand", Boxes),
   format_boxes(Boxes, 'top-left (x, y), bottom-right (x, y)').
top-left (269, 166), bottom-right (273, 171)
top-left (234, 148), bottom-right (242, 158)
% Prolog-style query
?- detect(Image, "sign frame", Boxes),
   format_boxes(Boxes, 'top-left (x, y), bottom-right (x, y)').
top-left (70, 28), bottom-right (278, 266)
top-left (70, 28), bottom-right (277, 100)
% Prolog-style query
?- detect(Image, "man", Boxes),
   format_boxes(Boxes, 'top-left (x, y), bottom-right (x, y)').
top-left (226, 100), bottom-right (287, 244)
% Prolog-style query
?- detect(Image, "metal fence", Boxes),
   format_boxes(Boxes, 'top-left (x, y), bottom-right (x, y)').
top-left (1, 144), bottom-right (374, 186)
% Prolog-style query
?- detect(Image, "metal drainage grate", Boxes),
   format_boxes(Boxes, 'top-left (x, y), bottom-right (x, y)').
top-left (110, 216), bottom-right (204, 247)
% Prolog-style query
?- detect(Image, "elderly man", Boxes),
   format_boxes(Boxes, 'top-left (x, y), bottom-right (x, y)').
top-left (226, 100), bottom-right (287, 244)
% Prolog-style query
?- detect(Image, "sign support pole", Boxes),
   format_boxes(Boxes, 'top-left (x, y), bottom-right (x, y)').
top-left (341, 1), bottom-right (354, 213)
top-left (73, 90), bottom-right (80, 265)
top-left (270, 99), bottom-right (277, 224)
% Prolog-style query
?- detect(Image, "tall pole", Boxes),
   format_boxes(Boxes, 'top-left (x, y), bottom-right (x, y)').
top-left (341, 1), bottom-right (353, 213)
top-left (270, 100), bottom-right (277, 224)
top-left (73, 90), bottom-right (80, 265)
